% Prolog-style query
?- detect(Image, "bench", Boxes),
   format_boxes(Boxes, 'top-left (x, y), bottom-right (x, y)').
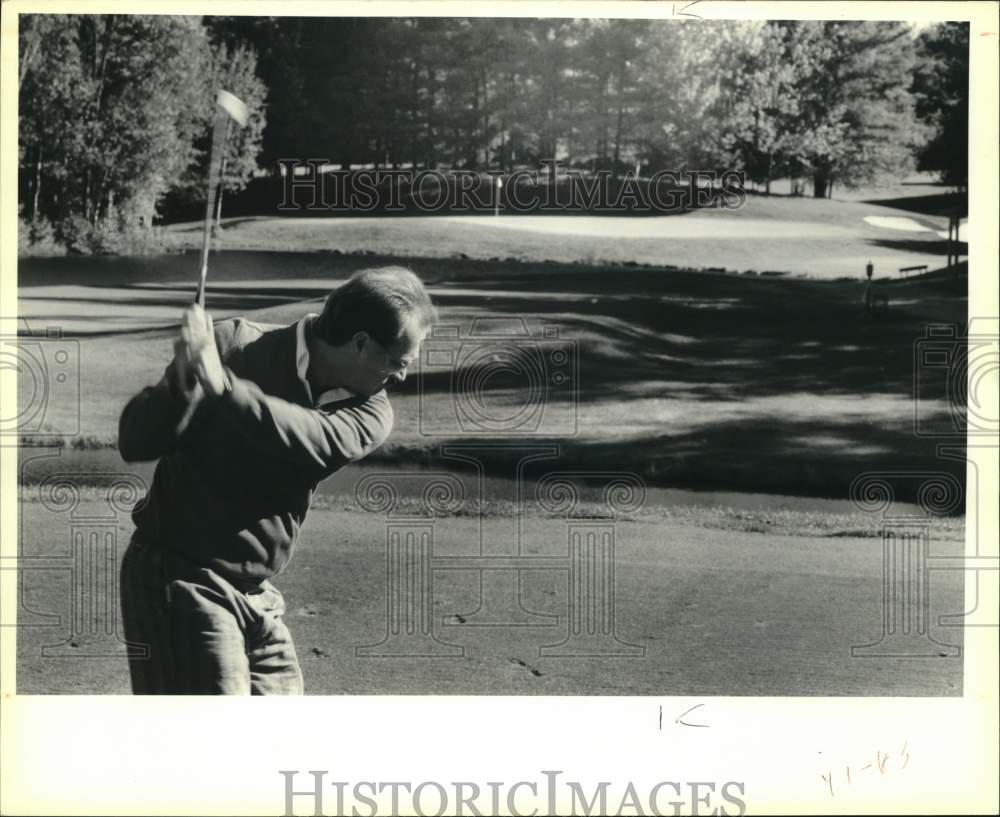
top-left (899, 265), bottom-right (928, 277)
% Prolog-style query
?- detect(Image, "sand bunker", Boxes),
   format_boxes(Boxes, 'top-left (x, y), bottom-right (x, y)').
top-left (863, 215), bottom-right (933, 232)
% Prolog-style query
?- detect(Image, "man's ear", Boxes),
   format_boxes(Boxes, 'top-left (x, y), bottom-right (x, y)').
top-left (352, 331), bottom-right (370, 353)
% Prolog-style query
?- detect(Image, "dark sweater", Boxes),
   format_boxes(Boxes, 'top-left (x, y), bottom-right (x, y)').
top-left (118, 317), bottom-right (393, 586)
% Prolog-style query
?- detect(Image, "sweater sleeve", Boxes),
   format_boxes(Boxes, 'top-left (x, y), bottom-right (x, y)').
top-left (216, 369), bottom-right (394, 472)
top-left (117, 360), bottom-right (202, 463)
top-left (117, 318), bottom-right (240, 463)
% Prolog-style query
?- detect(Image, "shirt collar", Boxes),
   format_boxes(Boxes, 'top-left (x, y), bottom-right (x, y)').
top-left (296, 314), bottom-right (354, 407)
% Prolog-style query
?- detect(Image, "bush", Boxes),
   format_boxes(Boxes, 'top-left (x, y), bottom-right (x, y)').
top-left (51, 214), bottom-right (166, 256)
top-left (90, 219), bottom-right (163, 255)
top-left (54, 215), bottom-right (97, 254)
top-left (102, 221), bottom-right (167, 255)
top-left (17, 216), bottom-right (63, 256)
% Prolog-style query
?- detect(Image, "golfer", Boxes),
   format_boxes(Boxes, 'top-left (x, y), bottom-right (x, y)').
top-left (118, 266), bottom-right (435, 694)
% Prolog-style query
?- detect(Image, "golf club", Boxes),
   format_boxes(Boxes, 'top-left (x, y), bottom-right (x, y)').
top-left (195, 88), bottom-right (250, 307)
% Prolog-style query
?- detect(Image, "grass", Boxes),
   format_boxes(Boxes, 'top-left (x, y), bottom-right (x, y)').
top-left (17, 242), bottom-right (967, 504)
top-left (150, 189), bottom-right (960, 280)
top-left (16, 185), bottom-right (969, 503)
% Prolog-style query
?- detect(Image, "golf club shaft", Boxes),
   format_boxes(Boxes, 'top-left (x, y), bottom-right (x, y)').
top-left (196, 110), bottom-right (230, 307)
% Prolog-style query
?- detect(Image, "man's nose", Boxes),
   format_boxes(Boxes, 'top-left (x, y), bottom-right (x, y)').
top-left (395, 367), bottom-right (407, 384)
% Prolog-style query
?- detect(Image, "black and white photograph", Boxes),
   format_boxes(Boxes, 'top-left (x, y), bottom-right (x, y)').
top-left (1, 1), bottom-right (997, 814)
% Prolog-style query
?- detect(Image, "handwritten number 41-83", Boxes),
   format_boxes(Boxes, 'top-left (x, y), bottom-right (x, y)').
top-left (820, 742), bottom-right (910, 797)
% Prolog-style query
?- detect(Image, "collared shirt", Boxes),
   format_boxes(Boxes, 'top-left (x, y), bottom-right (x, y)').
top-left (296, 314), bottom-right (354, 407)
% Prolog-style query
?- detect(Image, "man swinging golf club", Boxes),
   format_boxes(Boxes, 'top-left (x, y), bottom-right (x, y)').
top-left (117, 91), bottom-right (436, 694)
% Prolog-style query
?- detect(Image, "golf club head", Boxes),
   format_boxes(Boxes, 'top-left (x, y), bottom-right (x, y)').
top-left (217, 89), bottom-right (249, 127)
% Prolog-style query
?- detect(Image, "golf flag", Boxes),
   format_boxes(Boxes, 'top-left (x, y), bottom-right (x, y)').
top-left (217, 89), bottom-right (249, 127)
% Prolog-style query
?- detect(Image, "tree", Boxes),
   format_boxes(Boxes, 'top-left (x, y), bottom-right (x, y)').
top-left (187, 40), bottom-right (267, 227)
top-left (205, 16), bottom-right (358, 168)
top-left (913, 22), bottom-right (968, 188)
top-left (20, 14), bottom-right (270, 247)
top-left (18, 14), bottom-right (58, 90)
top-left (712, 22), bottom-right (801, 191)
top-left (575, 19), bottom-right (649, 174)
top-left (19, 15), bottom-right (212, 237)
top-left (19, 15), bottom-right (86, 222)
top-left (779, 21), bottom-right (928, 197)
top-left (632, 20), bottom-right (733, 171)
top-left (518, 19), bottom-right (579, 162)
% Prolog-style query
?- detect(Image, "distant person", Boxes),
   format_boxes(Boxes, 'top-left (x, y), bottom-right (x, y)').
top-left (117, 266), bottom-right (436, 694)
top-left (863, 260), bottom-right (875, 313)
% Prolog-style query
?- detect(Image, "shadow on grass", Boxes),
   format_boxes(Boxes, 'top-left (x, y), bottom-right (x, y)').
top-left (17, 251), bottom-right (366, 288)
top-left (377, 263), bottom-right (965, 501)
top-left (867, 237), bottom-right (968, 256)
top-left (21, 252), bottom-right (967, 405)
top-left (400, 266), bottom-right (957, 405)
top-left (372, 414), bottom-right (966, 508)
top-left (861, 191), bottom-right (967, 218)
top-left (17, 251), bottom-right (969, 501)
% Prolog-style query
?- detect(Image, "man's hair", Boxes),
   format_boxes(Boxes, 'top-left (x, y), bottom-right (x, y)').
top-left (314, 266), bottom-right (436, 348)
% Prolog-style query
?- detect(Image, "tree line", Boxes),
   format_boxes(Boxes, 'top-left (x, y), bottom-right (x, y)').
top-left (18, 15), bottom-right (968, 252)
top-left (18, 15), bottom-right (265, 252)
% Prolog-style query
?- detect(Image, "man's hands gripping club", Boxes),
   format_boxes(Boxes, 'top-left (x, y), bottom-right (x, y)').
top-left (177, 304), bottom-right (228, 399)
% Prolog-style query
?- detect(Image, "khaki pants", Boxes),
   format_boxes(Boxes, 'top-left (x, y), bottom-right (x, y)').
top-left (120, 533), bottom-right (304, 695)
